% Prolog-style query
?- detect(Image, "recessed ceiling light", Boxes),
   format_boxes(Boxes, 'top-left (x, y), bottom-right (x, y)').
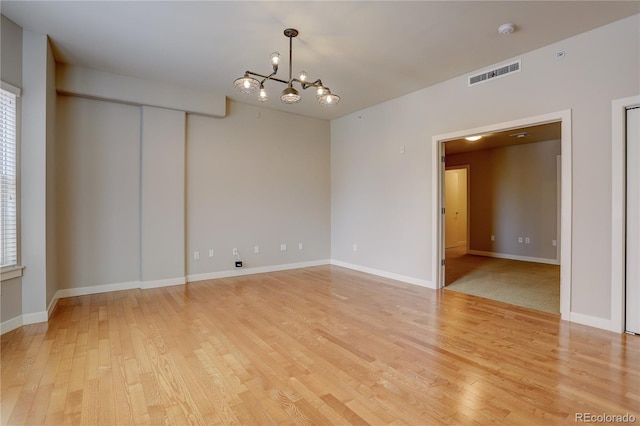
top-left (498, 23), bottom-right (516, 35)
top-left (509, 131), bottom-right (529, 138)
top-left (465, 135), bottom-right (482, 141)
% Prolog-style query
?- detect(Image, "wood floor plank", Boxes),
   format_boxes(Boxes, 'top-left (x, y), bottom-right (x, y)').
top-left (2, 265), bottom-right (639, 425)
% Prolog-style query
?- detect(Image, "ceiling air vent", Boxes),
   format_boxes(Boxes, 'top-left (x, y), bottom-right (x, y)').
top-left (468, 59), bottom-right (521, 87)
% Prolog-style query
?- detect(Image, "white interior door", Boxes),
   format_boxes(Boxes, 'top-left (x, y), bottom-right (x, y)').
top-left (626, 106), bottom-right (640, 334)
top-left (445, 170), bottom-right (459, 248)
top-left (445, 168), bottom-right (468, 249)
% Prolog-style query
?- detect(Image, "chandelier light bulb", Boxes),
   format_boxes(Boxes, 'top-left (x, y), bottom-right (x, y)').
top-left (299, 71), bottom-right (308, 82)
top-left (316, 86), bottom-right (328, 97)
top-left (281, 86), bottom-right (301, 104)
top-left (270, 52), bottom-right (280, 65)
top-left (318, 90), bottom-right (340, 107)
top-left (258, 85), bottom-right (268, 102)
top-left (233, 75), bottom-right (260, 94)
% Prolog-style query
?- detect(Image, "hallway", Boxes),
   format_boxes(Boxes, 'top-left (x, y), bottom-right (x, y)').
top-left (445, 246), bottom-right (560, 314)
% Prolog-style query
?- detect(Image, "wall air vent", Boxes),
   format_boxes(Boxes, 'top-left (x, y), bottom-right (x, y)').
top-left (468, 59), bottom-right (521, 87)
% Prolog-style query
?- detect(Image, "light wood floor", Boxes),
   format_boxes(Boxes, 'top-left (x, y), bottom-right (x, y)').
top-left (2, 266), bottom-right (638, 425)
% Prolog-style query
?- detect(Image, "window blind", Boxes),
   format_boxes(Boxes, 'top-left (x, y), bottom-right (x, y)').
top-left (1, 88), bottom-right (18, 268)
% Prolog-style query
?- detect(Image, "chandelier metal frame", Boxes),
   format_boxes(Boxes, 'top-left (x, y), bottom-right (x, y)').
top-left (233, 28), bottom-right (340, 107)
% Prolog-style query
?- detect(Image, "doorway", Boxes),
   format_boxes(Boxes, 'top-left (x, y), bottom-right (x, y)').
top-left (432, 110), bottom-right (572, 320)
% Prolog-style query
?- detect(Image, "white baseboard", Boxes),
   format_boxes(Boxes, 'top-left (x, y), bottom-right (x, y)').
top-left (330, 260), bottom-right (435, 289)
top-left (1, 315), bottom-right (23, 335)
top-left (140, 277), bottom-right (186, 289)
top-left (187, 260), bottom-right (330, 283)
top-left (23, 310), bottom-right (48, 325)
top-left (56, 280), bottom-right (141, 299)
top-left (467, 250), bottom-right (560, 265)
top-left (47, 294), bottom-right (58, 319)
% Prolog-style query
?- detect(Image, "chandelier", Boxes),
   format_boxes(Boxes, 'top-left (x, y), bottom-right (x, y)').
top-left (233, 28), bottom-right (340, 107)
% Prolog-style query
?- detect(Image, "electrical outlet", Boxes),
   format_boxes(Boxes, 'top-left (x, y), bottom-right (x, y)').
top-left (518, 237), bottom-right (523, 243)
top-left (490, 235), bottom-right (495, 241)
top-left (194, 251), bottom-right (200, 260)
top-left (525, 237), bottom-right (530, 244)
top-left (280, 244), bottom-right (287, 251)
top-left (552, 240), bottom-right (557, 247)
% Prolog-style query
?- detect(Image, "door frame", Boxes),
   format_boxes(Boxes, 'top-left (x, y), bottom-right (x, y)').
top-left (432, 110), bottom-right (572, 321)
top-left (612, 95), bottom-right (640, 333)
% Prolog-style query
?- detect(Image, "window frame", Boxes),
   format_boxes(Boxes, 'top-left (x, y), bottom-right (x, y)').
top-left (1, 81), bottom-right (23, 281)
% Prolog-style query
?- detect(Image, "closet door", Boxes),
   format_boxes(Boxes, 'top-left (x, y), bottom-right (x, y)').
top-left (626, 106), bottom-right (640, 334)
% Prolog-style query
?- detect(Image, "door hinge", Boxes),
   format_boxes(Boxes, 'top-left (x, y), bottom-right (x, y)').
top-left (441, 155), bottom-right (446, 163)
top-left (441, 207), bottom-right (445, 215)
top-left (441, 259), bottom-right (446, 266)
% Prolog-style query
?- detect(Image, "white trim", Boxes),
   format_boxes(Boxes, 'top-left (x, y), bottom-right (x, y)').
top-left (1, 315), bottom-right (23, 335)
top-left (23, 311), bottom-right (48, 325)
top-left (612, 95), bottom-right (640, 334)
top-left (47, 294), bottom-right (59, 319)
top-left (55, 280), bottom-right (141, 299)
top-left (0, 81), bottom-right (21, 96)
top-left (187, 260), bottom-right (330, 283)
top-left (467, 250), bottom-right (560, 265)
top-left (330, 260), bottom-right (434, 289)
top-left (570, 312), bottom-right (619, 333)
top-left (140, 277), bottom-right (186, 289)
top-left (1, 265), bottom-right (24, 281)
top-left (432, 110), bottom-right (572, 321)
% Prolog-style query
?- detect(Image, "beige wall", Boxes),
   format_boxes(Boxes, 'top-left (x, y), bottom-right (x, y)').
top-left (447, 140), bottom-right (560, 261)
top-left (187, 102), bottom-right (331, 275)
top-left (331, 14), bottom-right (639, 322)
top-left (0, 16), bottom-right (23, 325)
top-left (20, 30), bottom-right (57, 323)
top-left (53, 95), bottom-right (330, 290)
top-left (56, 96), bottom-right (141, 289)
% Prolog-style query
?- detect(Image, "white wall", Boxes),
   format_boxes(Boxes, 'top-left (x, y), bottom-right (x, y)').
top-left (331, 15), bottom-right (640, 323)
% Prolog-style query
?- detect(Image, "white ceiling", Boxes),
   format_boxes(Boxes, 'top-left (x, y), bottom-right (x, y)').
top-left (3, 1), bottom-right (638, 120)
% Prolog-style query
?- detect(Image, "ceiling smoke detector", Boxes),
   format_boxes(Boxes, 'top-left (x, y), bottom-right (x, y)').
top-left (498, 23), bottom-right (516, 35)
